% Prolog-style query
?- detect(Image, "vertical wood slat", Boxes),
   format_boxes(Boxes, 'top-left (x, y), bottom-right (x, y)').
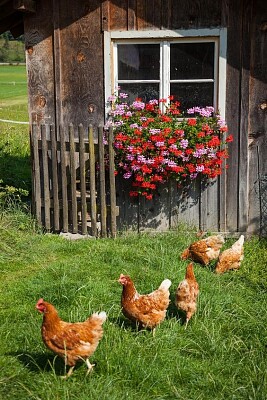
top-left (59, 125), bottom-right (68, 232)
top-left (79, 124), bottom-right (87, 235)
top-left (108, 127), bottom-right (116, 238)
top-left (31, 123), bottom-right (41, 225)
top-left (101, 0), bottom-right (110, 31)
top-left (238, 0), bottom-right (251, 233)
top-left (88, 125), bottom-right (97, 237)
top-left (41, 124), bottom-right (51, 231)
top-left (98, 126), bottom-right (107, 237)
top-left (128, 0), bottom-right (137, 30)
top-left (69, 124), bottom-right (78, 233)
top-left (50, 124), bottom-right (60, 231)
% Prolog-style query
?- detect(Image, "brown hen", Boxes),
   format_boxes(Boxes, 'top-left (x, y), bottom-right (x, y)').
top-left (175, 263), bottom-right (199, 328)
top-left (181, 234), bottom-right (225, 265)
top-left (36, 299), bottom-right (106, 378)
top-left (215, 235), bottom-right (244, 274)
top-left (118, 274), bottom-right (171, 334)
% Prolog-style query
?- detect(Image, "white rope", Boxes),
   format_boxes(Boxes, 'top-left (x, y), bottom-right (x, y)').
top-left (0, 118), bottom-right (29, 125)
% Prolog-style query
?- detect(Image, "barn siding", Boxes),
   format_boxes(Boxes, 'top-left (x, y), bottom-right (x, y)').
top-left (247, 0), bottom-right (267, 234)
top-left (23, 0), bottom-right (266, 235)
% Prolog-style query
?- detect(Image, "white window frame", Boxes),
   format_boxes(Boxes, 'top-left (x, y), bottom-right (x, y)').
top-left (104, 28), bottom-right (227, 119)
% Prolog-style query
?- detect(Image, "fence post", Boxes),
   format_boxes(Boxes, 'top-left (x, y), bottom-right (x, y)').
top-left (78, 124), bottom-right (87, 235)
top-left (108, 126), bottom-right (116, 238)
top-left (69, 123), bottom-right (78, 233)
top-left (31, 123), bottom-right (42, 225)
top-left (59, 125), bottom-right (68, 232)
top-left (41, 124), bottom-right (51, 231)
top-left (88, 125), bottom-right (97, 237)
top-left (98, 126), bottom-right (107, 237)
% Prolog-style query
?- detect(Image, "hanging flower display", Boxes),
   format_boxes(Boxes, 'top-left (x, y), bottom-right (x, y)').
top-left (105, 91), bottom-right (233, 200)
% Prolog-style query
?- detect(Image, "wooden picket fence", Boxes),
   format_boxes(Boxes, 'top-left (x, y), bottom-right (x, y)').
top-left (30, 123), bottom-right (117, 238)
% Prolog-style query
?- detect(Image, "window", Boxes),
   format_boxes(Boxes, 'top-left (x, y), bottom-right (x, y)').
top-left (104, 29), bottom-right (227, 115)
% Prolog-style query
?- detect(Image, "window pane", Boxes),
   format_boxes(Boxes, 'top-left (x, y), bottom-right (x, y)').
top-left (170, 82), bottom-right (214, 112)
top-left (170, 43), bottom-right (214, 80)
top-left (118, 83), bottom-right (159, 103)
top-left (118, 44), bottom-right (160, 80)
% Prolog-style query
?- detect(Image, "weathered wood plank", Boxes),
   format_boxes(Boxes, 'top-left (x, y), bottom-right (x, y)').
top-left (176, 181), bottom-right (201, 231)
top-left (127, 0), bottom-right (136, 30)
top-left (59, 126), bottom-right (68, 232)
top-left (101, 0), bottom-right (110, 31)
top-left (109, 0), bottom-right (128, 30)
top-left (200, 179), bottom-right (219, 232)
top-left (41, 124), bottom-right (51, 231)
top-left (224, 0), bottom-right (243, 232)
top-left (88, 125), bottom-right (97, 237)
top-left (247, 0), bottom-right (267, 235)
top-left (50, 124), bottom-right (60, 231)
top-left (31, 123), bottom-right (41, 225)
top-left (171, 0), bottom-right (221, 29)
top-left (115, 176), bottom-right (139, 232)
top-left (24, 0), bottom-right (55, 125)
top-left (57, 0), bottom-right (104, 131)
top-left (238, 0), bottom-right (252, 233)
top-left (69, 124), bottom-right (78, 233)
top-left (108, 127), bottom-right (117, 238)
top-left (78, 124), bottom-right (87, 235)
top-left (98, 126), bottom-right (107, 237)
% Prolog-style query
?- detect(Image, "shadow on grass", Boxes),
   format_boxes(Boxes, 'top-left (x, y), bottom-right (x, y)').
top-left (167, 293), bottom-right (185, 326)
top-left (5, 351), bottom-right (85, 376)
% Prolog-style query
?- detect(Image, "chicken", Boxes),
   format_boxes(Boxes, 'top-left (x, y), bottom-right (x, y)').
top-left (181, 234), bottom-right (225, 265)
top-left (175, 263), bottom-right (199, 328)
top-left (118, 274), bottom-right (171, 334)
top-left (36, 298), bottom-right (106, 378)
top-left (215, 235), bottom-right (244, 274)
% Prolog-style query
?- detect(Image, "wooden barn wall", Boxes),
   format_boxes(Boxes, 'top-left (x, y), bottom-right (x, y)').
top-left (247, 0), bottom-right (267, 234)
top-left (24, 0), bottom-right (104, 132)
top-left (23, 0), bottom-right (266, 234)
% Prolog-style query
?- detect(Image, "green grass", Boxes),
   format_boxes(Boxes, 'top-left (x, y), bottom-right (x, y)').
top-left (0, 65), bottom-right (27, 104)
top-left (0, 65), bottom-right (30, 192)
top-left (0, 212), bottom-right (266, 400)
top-left (0, 58), bottom-right (267, 400)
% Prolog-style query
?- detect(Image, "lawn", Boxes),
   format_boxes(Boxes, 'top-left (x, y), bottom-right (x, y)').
top-left (0, 65), bottom-right (27, 107)
top-left (0, 211), bottom-right (267, 400)
top-left (0, 64), bottom-right (267, 400)
top-left (0, 65), bottom-right (30, 192)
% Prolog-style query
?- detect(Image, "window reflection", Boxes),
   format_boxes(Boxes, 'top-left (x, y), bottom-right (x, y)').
top-left (170, 43), bottom-right (214, 80)
top-left (171, 82), bottom-right (214, 112)
top-left (118, 44), bottom-right (160, 80)
top-left (118, 83), bottom-right (159, 103)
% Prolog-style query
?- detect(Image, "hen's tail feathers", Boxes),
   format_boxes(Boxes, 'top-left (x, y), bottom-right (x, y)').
top-left (181, 248), bottom-right (190, 260)
top-left (232, 235), bottom-right (244, 250)
top-left (185, 263), bottom-right (196, 280)
top-left (159, 279), bottom-right (172, 291)
top-left (90, 311), bottom-right (107, 324)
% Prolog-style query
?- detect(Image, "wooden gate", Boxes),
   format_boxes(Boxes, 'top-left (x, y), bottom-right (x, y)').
top-left (30, 124), bottom-right (117, 238)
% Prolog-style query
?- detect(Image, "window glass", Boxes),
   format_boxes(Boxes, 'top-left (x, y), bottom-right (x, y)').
top-left (118, 44), bottom-right (160, 80)
top-left (171, 82), bottom-right (214, 111)
top-left (118, 83), bottom-right (159, 103)
top-left (170, 42), bottom-right (214, 80)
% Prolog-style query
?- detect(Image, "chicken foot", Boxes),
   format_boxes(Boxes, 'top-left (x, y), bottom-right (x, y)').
top-left (85, 359), bottom-right (95, 375)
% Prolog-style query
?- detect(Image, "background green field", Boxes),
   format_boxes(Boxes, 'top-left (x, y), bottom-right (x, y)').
top-left (0, 64), bottom-right (28, 107)
top-left (0, 64), bottom-right (30, 192)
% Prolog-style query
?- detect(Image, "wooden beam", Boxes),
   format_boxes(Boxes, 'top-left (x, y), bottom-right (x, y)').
top-left (0, 12), bottom-right (22, 35)
top-left (13, 0), bottom-right (36, 13)
top-left (9, 21), bottom-right (24, 37)
top-left (0, 1), bottom-right (16, 19)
